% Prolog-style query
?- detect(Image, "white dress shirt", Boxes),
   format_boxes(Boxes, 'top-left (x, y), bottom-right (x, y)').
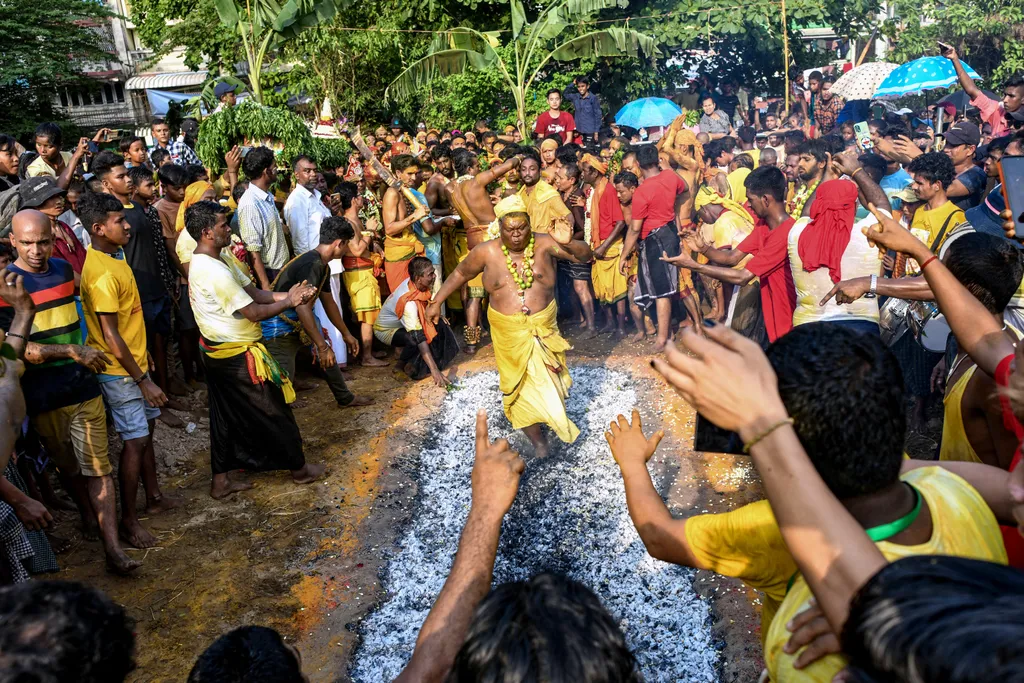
top-left (284, 184), bottom-right (332, 256)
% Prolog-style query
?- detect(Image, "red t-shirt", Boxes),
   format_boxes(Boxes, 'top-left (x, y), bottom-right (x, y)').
top-left (632, 170), bottom-right (688, 239)
top-left (597, 184), bottom-right (625, 241)
top-left (736, 217), bottom-right (798, 342)
top-left (534, 111), bottom-right (575, 143)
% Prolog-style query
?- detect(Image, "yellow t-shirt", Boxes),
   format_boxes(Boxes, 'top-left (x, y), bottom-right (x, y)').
top-left (712, 210), bottom-right (754, 251)
top-left (26, 151), bottom-right (73, 178)
top-left (80, 247), bottom-right (148, 376)
top-left (765, 467), bottom-right (1007, 682)
top-left (685, 466), bottom-right (1007, 671)
top-left (910, 200), bottom-right (966, 253)
top-left (519, 181), bottom-right (570, 234)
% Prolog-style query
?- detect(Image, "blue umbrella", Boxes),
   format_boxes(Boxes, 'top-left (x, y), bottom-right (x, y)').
top-left (614, 97), bottom-right (682, 129)
top-left (872, 56), bottom-right (982, 98)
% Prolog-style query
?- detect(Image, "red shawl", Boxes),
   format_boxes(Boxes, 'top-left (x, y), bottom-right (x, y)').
top-left (797, 178), bottom-right (859, 283)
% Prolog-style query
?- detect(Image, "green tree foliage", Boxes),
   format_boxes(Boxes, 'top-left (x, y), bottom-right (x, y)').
top-left (884, 0), bottom-right (1024, 82)
top-left (0, 0), bottom-right (114, 137)
top-left (385, 0), bottom-right (659, 134)
top-left (129, 0), bottom-right (240, 72)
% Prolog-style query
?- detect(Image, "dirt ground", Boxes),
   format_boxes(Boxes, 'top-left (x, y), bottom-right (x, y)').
top-left (52, 326), bottom-right (766, 682)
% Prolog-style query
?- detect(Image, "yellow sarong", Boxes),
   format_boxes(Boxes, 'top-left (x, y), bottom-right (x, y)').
top-left (342, 267), bottom-right (381, 324)
top-left (592, 241), bottom-right (628, 305)
top-left (489, 301), bottom-right (579, 443)
top-left (384, 229), bottom-right (424, 292)
top-left (200, 339), bottom-right (295, 404)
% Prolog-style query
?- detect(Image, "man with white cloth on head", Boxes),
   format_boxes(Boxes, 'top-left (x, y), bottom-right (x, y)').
top-left (284, 154), bottom-right (348, 367)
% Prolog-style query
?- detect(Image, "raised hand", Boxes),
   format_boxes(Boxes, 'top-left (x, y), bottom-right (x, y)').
top-left (860, 202), bottom-right (928, 256)
top-left (0, 269), bottom-right (33, 313)
top-left (471, 410), bottom-right (525, 520)
top-left (651, 326), bottom-right (788, 442)
top-left (605, 409), bottom-right (664, 470)
top-left (550, 216), bottom-right (573, 245)
top-left (225, 145), bottom-right (242, 173)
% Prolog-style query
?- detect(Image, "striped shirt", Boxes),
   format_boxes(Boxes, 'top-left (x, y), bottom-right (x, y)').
top-left (0, 259), bottom-right (100, 415)
top-left (237, 183), bottom-right (289, 270)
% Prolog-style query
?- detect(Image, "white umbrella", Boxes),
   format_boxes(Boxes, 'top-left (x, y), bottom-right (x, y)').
top-left (830, 62), bottom-right (899, 101)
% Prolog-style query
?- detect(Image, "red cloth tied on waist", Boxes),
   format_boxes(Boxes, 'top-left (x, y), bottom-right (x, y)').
top-left (395, 287), bottom-right (437, 343)
top-left (797, 178), bottom-right (859, 283)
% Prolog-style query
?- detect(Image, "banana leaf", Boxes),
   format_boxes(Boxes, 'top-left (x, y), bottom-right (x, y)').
top-left (549, 27), bottom-right (659, 60)
top-left (385, 46), bottom-right (498, 102)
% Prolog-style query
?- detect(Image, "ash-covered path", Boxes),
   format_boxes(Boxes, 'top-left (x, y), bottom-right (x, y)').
top-left (351, 367), bottom-right (719, 682)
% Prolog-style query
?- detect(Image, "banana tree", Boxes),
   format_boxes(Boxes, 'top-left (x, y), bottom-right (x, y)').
top-left (385, 0), bottom-right (658, 135)
top-left (213, 0), bottom-right (340, 104)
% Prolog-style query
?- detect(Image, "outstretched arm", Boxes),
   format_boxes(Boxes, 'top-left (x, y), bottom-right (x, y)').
top-left (477, 156), bottom-right (522, 186)
top-left (941, 44), bottom-right (983, 101)
top-left (860, 204), bottom-right (1012, 375)
top-left (395, 411), bottom-right (524, 683)
top-left (606, 410), bottom-right (707, 567)
top-left (664, 250), bottom-right (754, 286)
top-left (431, 248), bottom-right (487, 316)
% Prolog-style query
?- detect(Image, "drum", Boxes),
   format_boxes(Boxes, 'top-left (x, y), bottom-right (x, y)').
top-left (879, 297), bottom-right (911, 347)
top-left (906, 300), bottom-right (951, 353)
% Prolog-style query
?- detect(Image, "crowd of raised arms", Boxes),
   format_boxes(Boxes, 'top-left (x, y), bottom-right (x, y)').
top-left (1, 52), bottom-right (1024, 681)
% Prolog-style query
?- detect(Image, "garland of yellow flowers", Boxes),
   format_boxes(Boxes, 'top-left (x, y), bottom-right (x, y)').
top-left (501, 235), bottom-right (536, 314)
top-left (789, 178), bottom-right (820, 219)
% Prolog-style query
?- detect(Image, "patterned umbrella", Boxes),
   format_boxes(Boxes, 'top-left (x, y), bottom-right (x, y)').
top-left (615, 97), bottom-right (683, 129)
top-left (830, 62), bottom-right (899, 101)
top-left (873, 56), bottom-right (982, 99)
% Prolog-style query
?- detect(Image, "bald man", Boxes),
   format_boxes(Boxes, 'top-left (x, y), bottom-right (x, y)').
top-left (2, 210), bottom-right (140, 573)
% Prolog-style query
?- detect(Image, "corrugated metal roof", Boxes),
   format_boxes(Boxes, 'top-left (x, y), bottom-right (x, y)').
top-left (125, 71), bottom-right (207, 91)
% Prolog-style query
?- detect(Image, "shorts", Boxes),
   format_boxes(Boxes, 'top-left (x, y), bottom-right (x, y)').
top-left (142, 294), bottom-right (173, 338)
top-left (99, 376), bottom-right (161, 441)
top-left (177, 284), bottom-right (197, 331)
top-left (31, 396), bottom-right (112, 477)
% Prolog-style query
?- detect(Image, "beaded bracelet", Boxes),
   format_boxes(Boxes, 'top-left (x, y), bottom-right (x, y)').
top-left (742, 417), bottom-right (796, 454)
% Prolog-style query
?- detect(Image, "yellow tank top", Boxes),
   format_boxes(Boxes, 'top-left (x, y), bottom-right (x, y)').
top-left (940, 359), bottom-right (982, 464)
top-left (764, 467), bottom-right (1007, 682)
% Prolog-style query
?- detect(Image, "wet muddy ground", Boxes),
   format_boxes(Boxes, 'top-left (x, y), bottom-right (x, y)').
top-left (53, 328), bottom-right (766, 682)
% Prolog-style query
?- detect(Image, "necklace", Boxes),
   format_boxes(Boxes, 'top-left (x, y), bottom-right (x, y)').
top-left (501, 235), bottom-right (536, 314)
top-left (789, 178), bottom-right (820, 218)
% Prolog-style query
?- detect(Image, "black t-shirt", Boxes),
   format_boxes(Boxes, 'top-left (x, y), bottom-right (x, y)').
top-left (273, 250), bottom-right (328, 295)
top-left (951, 165), bottom-right (987, 212)
top-left (718, 94), bottom-right (740, 120)
top-left (121, 201), bottom-right (166, 304)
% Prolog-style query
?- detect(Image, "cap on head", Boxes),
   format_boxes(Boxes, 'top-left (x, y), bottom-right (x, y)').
top-left (18, 176), bottom-right (66, 209)
top-left (214, 81), bottom-right (238, 99)
top-left (943, 122), bottom-right (981, 147)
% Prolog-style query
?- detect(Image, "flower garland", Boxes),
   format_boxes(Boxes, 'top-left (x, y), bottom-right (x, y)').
top-left (789, 179), bottom-right (820, 219)
top-left (501, 235), bottom-right (536, 314)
